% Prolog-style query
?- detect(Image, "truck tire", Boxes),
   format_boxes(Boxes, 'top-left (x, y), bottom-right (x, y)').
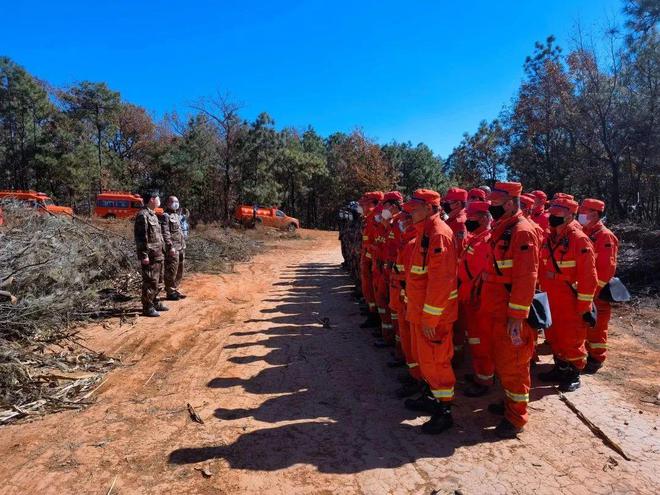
top-left (287, 223), bottom-right (297, 232)
top-left (104, 214), bottom-right (116, 220)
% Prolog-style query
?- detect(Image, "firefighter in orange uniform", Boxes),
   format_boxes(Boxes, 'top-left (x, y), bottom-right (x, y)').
top-left (358, 192), bottom-right (384, 329)
top-left (402, 189), bottom-right (458, 435)
top-left (481, 182), bottom-right (539, 438)
top-left (467, 188), bottom-right (487, 204)
top-left (578, 198), bottom-right (619, 374)
top-left (457, 201), bottom-right (494, 397)
top-left (530, 190), bottom-right (550, 231)
top-left (521, 193), bottom-right (547, 245)
top-left (370, 205), bottom-right (393, 345)
top-left (379, 192), bottom-right (404, 355)
top-left (443, 187), bottom-right (468, 251)
top-left (538, 197), bottom-right (598, 392)
top-left (394, 211), bottom-right (424, 398)
top-left (443, 187), bottom-right (468, 361)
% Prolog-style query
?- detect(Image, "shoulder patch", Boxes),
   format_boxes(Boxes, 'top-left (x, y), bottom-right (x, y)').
top-left (581, 248), bottom-right (589, 253)
top-left (456, 231), bottom-right (465, 239)
top-left (434, 247), bottom-right (443, 254)
top-left (520, 245), bottom-right (529, 251)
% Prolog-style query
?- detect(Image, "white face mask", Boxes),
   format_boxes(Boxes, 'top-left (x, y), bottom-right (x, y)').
top-left (398, 220), bottom-right (406, 232)
top-left (356, 205), bottom-right (364, 215)
top-left (578, 213), bottom-right (589, 226)
top-left (375, 214), bottom-right (382, 223)
top-left (171, 201), bottom-right (180, 211)
top-left (381, 208), bottom-right (393, 220)
top-left (152, 197), bottom-right (161, 209)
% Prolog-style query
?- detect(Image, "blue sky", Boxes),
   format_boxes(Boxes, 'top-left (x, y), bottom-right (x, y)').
top-left (2, 0), bottom-right (622, 157)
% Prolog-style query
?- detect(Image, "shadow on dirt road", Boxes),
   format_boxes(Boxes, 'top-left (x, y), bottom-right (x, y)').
top-left (169, 262), bottom-right (557, 473)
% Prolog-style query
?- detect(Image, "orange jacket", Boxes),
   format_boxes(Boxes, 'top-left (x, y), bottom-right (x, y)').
top-left (390, 226), bottom-right (417, 313)
top-left (531, 208), bottom-right (549, 231)
top-left (361, 212), bottom-right (378, 261)
top-left (539, 220), bottom-right (598, 313)
top-left (528, 217), bottom-right (547, 250)
top-left (457, 227), bottom-right (491, 303)
top-left (480, 212), bottom-right (540, 319)
top-left (405, 213), bottom-right (458, 328)
top-left (582, 221), bottom-right (618, 295)
top-left (384, 220), bottom-right (401, 263)
top-left (369, 221), bottom-right (389, 274)
top-left (446, 208), bottom-right (468, 252)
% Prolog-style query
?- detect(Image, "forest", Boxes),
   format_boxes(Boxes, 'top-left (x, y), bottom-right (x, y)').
top-left (0, 0), bottom-right (657, 228)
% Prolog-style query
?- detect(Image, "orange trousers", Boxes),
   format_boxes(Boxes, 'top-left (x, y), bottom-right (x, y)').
top-left (587, 299), bottom-right (610, 363)
top-left (399, 312), bottom-right (422, 380)
top-left (489, 315), bottom-right (534, 428)
top-left (412, 322), bottom-right (455, 401)
top-left (373, 265), bottom-right (393, 343)
top-left (360, 255), bottom-right (376, 312)
top-left (464, 304), bottom-right (495, 386)
top-left (545, 288), bottom-right (588, 370)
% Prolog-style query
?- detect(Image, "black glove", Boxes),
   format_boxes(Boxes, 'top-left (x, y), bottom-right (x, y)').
top-left (582, 311), bottom-right (596, 328)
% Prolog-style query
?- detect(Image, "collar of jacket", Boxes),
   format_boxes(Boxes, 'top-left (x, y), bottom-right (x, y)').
top-left (582, 220), bottom-right (604, 237)
top-left (491, 211), bottom-right (522, 241)
top-left (448, 208), bottom-right (466, 222)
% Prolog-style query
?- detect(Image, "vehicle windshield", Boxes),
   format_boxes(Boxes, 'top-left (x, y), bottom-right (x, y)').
top-left (276, 210), bottom-right (285, 217)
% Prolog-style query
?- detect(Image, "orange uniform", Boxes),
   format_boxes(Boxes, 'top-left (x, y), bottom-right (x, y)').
top-left (384, 218), bottom-right (403, 349)
top-left (395, 225), bottom-right (422, 379)
top-left (458, 227), bottom-right (493, 385)
top-left (406, 213), bottom-right (458, 402)
top-left (480, 208), bottom-right (539, 429)
top-left (371, 219), bottom-right (394, 342)
top-left (360, 211), bottom-right (378, 312)
top-left (446, 207), bottom-right (467, 355)
top-left (583, 220), bottom-right (618, 364)
top-left (539, 220), bottom-right (598, 370)
top-left (531, 207), bottom-right (549, 231)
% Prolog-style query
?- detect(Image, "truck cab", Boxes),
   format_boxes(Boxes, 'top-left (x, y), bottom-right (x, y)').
top-left (0, 190), bottom-right (73, 216)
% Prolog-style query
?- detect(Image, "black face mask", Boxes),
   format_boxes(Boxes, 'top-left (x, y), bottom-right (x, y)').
top-left (441, 202), bottom-right (452, 215)
top-left (465, 220), bottom-right (480, 232)
top-left (549, 215), bottom-right (565, 228)
top-left (489, 204), bottom-right (505, 220)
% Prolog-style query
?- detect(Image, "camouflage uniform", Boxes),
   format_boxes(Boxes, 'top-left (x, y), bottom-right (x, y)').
top-left (339, 210), bottom-right (351, 267)
top-left (161, 209), bottom-right (187, 296)
top-left (347, 215), bottom-right (363, 288)
top-left (134, 207), bottom-right (165, 311)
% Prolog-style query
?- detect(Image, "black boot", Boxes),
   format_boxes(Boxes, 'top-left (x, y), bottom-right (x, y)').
top-left (421, 402), bottom-right (454, 435)
top-left (495, 418), bottom-right (523, 438)
top-left (395, 380), bottom-right (422, 399)
top-left (166, 292), bottom-right (181, 301)
top-left (558, 364), bottom-right (581, 392)
top-left (360, 313), bottom-right (380, 329)
top-left (582, 356), bottom-right (603, 375)
top-left (404, 384), bottom-right (435, 414)
top-left (538, 358), bottom-right (566, 383)
top-left (464, 382), bottom-right (490, 398)
top-left (487, 401), bottom-right (505, 415)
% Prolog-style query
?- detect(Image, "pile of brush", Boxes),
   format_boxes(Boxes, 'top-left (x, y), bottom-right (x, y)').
top-left (0, 204), bottom-right (137, 423)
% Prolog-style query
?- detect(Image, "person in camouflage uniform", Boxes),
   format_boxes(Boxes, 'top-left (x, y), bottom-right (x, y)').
top-left (134, 191), bottom-right (169, 317)
top-left (346, 203), bottom-right (363, 291)
top-left (160, 196), bottom-right (187, 301)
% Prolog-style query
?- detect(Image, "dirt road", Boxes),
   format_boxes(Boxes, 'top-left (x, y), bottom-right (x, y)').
top-left (1, 231), bottom-right (658, 494)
